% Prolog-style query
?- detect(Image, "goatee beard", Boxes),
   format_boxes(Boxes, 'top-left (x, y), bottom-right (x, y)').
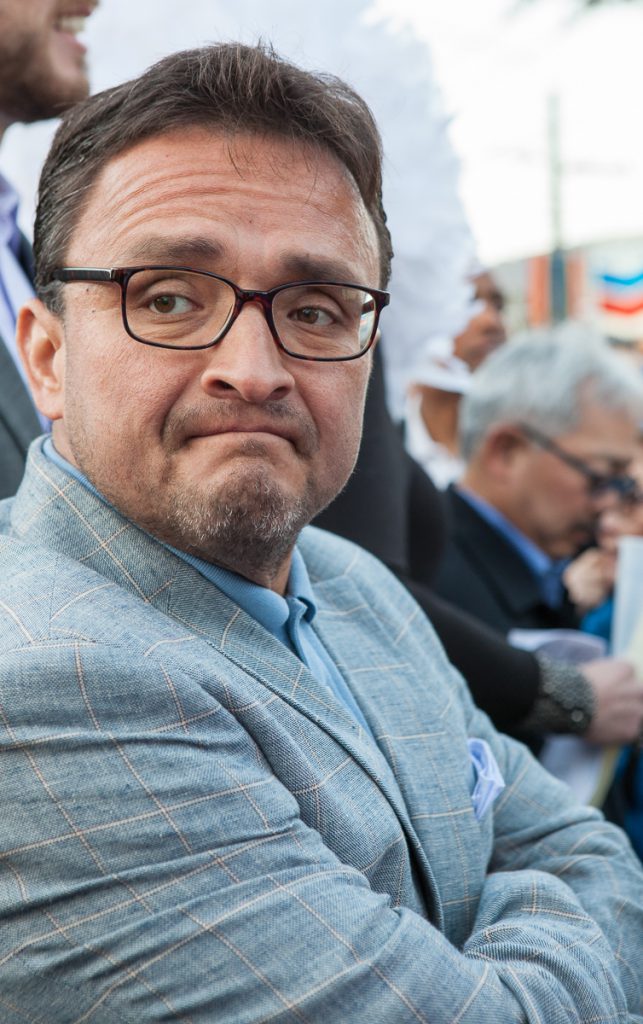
top-left (164, 464), bottom-right (317, 584)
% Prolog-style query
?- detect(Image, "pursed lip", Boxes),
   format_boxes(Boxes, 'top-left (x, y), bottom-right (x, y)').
top-left (169, 405), bottom-right (316, 458)
top-left (189, 424), bottom-right (297, 446)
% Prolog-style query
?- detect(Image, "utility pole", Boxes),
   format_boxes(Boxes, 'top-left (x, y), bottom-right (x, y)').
top-left (548, 92), bottom-right (567, 322)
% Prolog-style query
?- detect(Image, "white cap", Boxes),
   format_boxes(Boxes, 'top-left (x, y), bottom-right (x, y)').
top-left (409, 335), bottom-right (472, 395)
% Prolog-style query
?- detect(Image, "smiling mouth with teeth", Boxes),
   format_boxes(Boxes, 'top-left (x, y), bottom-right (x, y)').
top-left (55, 17), bottom-right (87, 34)
top-left (55, 3), bottom-right (99, 35)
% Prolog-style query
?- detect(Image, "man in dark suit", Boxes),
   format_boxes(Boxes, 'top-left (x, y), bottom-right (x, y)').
top-left (318, 345), bottom-right (643, 747)
top-left (0, 0), bottom-right (98, 497)
top-left (434, 329), bottom-right (643, 637)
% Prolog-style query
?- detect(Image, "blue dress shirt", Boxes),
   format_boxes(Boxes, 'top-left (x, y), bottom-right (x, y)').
top-left (42, 437), bottom-right (374, 736)
top-left (42, 438), bottom-right (504, 819)
top-left (456, 486), bottom-right (570, 609)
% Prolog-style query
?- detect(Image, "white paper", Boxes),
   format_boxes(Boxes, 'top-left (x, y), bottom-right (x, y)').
top-left (612, 535), bottom-right (643, 659)
top-left (508, 628), bottom-right (608, 803)
top-left (508, 628), bottom-right (607, 663)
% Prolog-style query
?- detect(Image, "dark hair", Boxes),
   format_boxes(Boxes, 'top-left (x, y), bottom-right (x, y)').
top-left (34, 42), bottom-right (393, 309)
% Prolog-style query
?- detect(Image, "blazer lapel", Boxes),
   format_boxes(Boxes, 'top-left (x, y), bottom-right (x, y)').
top-left (148, 547), bottom-right (444, 922)
top-left (8, 443), bottom-right (445, 924)
top-left (448, 487), bottom-right (544, 619)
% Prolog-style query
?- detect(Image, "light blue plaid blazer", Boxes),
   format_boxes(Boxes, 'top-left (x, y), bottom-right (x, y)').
top-left (0, 442), bottom-right (641, 1023)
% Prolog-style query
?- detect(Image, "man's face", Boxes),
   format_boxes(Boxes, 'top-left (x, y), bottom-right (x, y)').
top-left (504, 403), bottom-right (640, 559)
top-left (453, 272), bottom-right (506, 372)
top-left (597, 444), bottom-right (643, 555)
top-left (29, 129), bottom-right (380, 591)
top-left (0, 1), bottom-right (97, 125)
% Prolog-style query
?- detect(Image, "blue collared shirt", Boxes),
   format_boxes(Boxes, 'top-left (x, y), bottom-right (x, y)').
top-left (42, 438), bottom-right (504, 819)
top-left (42, 437), bottom-right (374, 737)
top-left (456, 485), bottom-right (569, 609)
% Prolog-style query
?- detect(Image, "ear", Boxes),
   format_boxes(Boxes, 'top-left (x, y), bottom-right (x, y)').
top-left (16, 299), bottom-right (66, 421)
top-left (481, 422), bottom-right (530, 477)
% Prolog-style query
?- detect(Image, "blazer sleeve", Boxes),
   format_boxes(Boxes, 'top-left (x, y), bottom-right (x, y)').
top-left (441, 647), bottom-right (643, 1019)
top-left (2, 632), bottom-right (641, 1023)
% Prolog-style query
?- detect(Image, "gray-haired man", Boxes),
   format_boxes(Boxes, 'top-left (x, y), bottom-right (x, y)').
top-left (435, 328), bottom-right (643, 745)
top-left (436, 329), bottom-right (642, 622)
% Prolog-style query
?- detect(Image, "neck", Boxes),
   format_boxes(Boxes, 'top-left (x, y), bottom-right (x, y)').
top-left (419, 388), bottom-right (461, 454)
top-left (460, 467), bottom-right (525, 541)
top-left (459, 464), bottom-right (496, 505)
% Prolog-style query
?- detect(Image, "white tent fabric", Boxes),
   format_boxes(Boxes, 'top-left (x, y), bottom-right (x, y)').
top-left (0, 0), bottom-right (477, 417)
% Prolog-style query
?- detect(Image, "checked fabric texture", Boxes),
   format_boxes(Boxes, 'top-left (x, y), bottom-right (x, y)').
top-left (0, 441), bottom-right (641, 1022)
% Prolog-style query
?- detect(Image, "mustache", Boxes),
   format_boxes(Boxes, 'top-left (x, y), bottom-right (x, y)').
top-left (162, 401), bottom-right (319, 458)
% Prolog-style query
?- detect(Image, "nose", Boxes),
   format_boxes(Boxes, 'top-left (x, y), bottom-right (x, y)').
top-left (597, 506), bottom-right (622, 551)
top-left (199, 303), bottom-right (296, 404)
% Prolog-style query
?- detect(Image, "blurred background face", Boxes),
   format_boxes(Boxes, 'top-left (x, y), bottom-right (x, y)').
top-left (505, 404), bottom-right (640, 559)
top-left (597, 442), bottom-right (643, 555)
top-left (0, 0), bottom-right (97, 125)
top-left (453, 272), bottom-right (506, 372)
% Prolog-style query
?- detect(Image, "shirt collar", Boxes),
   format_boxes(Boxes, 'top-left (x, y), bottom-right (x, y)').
top-left (456, 484), bottom-right (558, 581)
top-left (41, 436), bottom-right (315, 624)
top-left (165, 543), bottom-right (317, 635)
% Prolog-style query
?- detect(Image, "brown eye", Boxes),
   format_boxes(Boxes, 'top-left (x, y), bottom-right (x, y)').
top-left (292, 305), bottom-right (334, 327)
top-left (151, 294), bottom-right (187, 314)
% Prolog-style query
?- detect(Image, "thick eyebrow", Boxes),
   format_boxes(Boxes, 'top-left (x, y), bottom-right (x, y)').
top-left (119, 238), bottom-right (370, 286)
top-left (279, 253), bottom-right (370, 284)
top-left (121, 236), bottom-right (225, 266)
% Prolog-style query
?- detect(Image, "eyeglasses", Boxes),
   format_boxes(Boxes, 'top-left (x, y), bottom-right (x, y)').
top-left (50, 266), bottom-right (390, 362)
top-left (519, 422), bottom-right (641, 505)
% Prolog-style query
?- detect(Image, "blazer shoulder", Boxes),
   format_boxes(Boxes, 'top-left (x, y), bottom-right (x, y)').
top-left (299, 523), bottom-right (392, 583)
top-left (300, 524), bottom-right (446, 665)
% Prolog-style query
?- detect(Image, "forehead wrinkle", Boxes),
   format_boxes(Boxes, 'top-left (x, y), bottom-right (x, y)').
top-left (89, 171), bottom-right (349, 256)
top-left (73, 130), bottom-right (380, 280)
top-left (93, 130), bottom-right (366, 226)
top-left (95, 171), bottom-right (229, 225)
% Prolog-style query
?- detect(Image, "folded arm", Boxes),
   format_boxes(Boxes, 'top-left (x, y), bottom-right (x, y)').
top-left (1, 640), bottom-right (641, 1022)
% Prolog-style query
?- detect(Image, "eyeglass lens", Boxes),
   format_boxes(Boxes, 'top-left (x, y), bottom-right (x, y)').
top-left (590, 475), bottom-right (640, 502)
top-left (123, 269), bottom-right (377, 357)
